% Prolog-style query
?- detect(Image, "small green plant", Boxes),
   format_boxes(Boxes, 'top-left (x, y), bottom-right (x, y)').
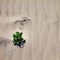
top-left (13, 31), bottom-right (26, 47)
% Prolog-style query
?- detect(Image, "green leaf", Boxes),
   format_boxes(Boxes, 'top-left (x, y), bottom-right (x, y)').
top-left (13, 31), bottom-right (26, 47)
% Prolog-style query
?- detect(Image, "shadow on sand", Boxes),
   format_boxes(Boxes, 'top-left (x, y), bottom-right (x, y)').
top-left (0, 37), bottom-right (12, 47)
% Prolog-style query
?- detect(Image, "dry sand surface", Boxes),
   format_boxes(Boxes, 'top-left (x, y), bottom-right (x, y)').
top-left (0, 0), bottom-right (60, 60)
